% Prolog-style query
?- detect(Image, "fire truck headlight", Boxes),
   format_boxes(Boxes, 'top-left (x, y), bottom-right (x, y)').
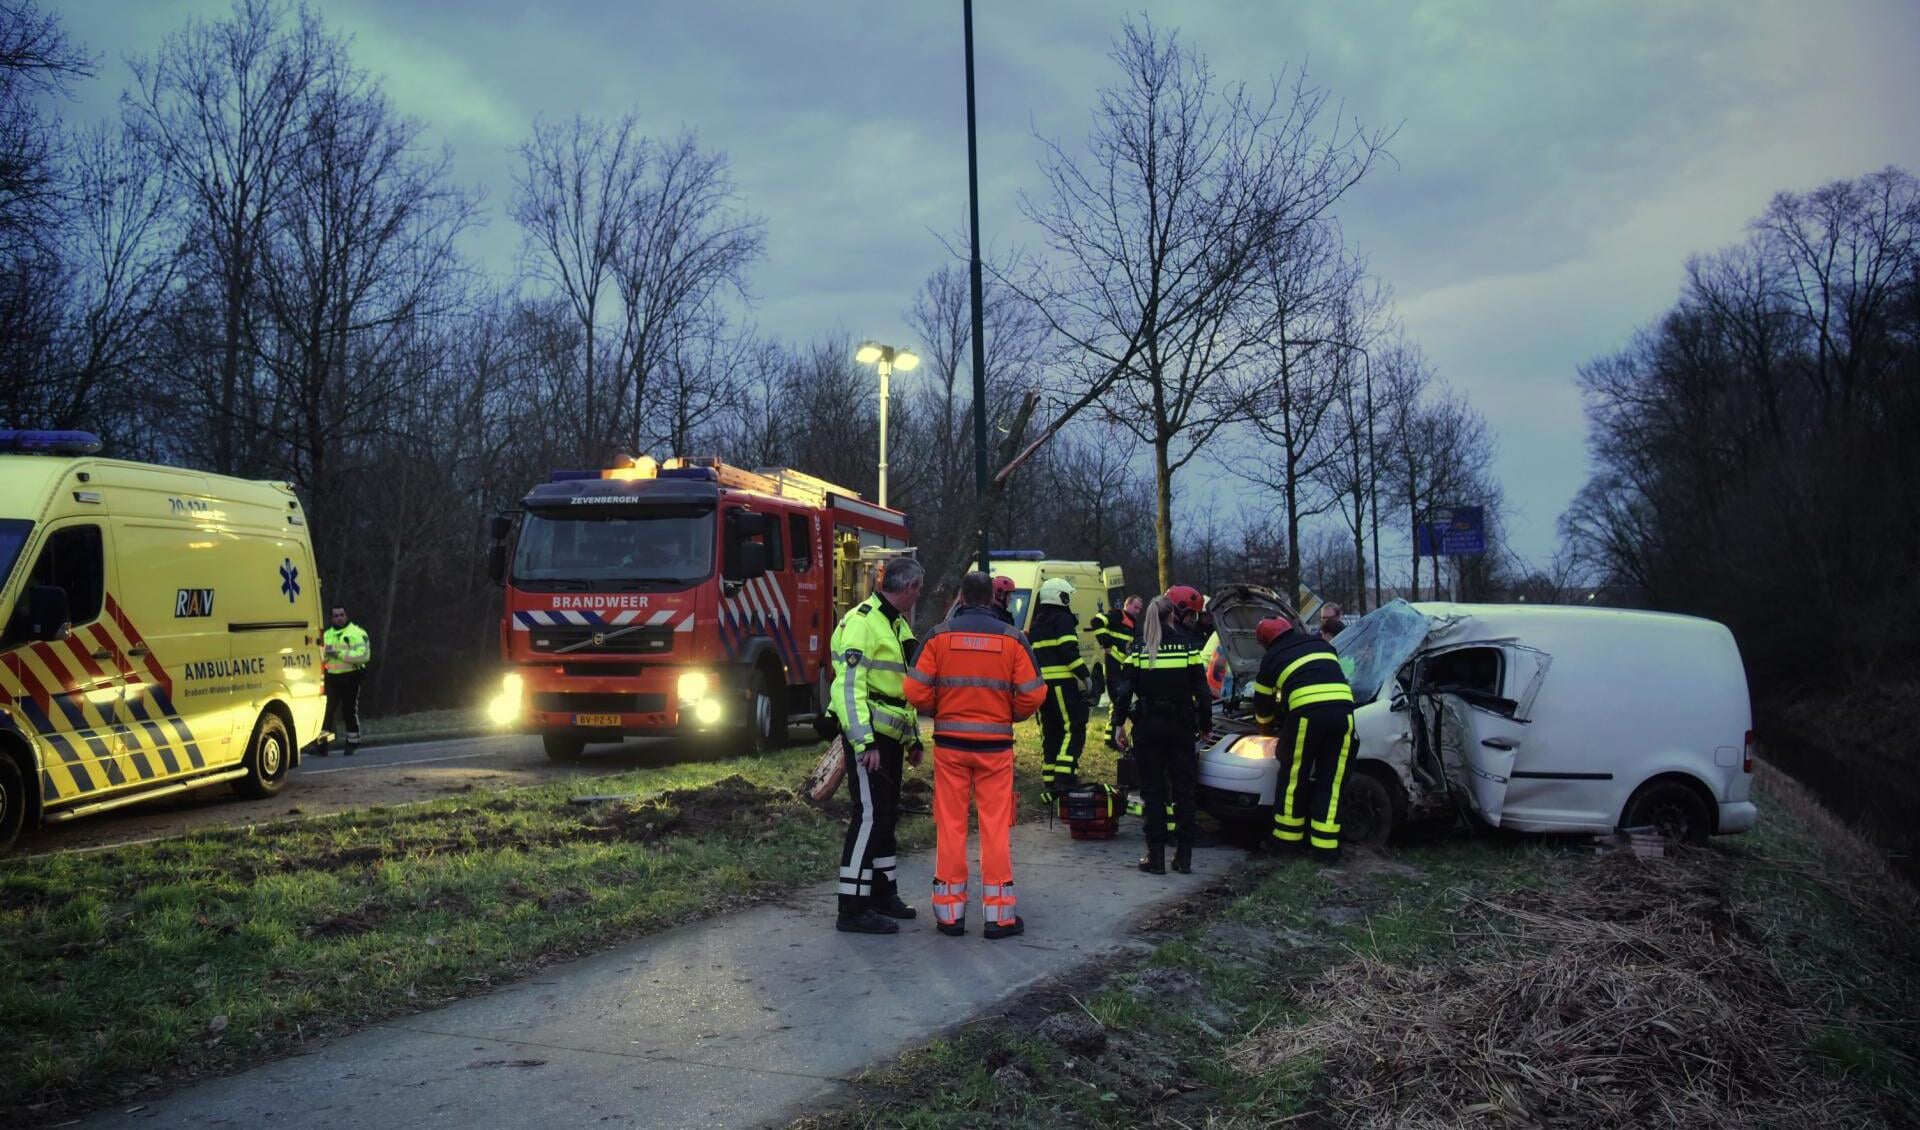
top-left (694, 699), bottom-right (723, 725)
top-left (677, 671), bottom-right (710, 703)
top-left (487, 672), bottom-right (524, 726)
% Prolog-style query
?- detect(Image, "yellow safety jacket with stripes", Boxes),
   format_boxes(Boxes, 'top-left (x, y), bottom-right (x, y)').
top-left (1110, 626), bottom-right (1212, 733)
top-left (1088, 609), bottom-right (1134, 653)
top-left (323, 622), bottom-right (371, 674)
top-left (829, 593), bottom-right (919, 751)
top-left (1028, 604), bottom-right (1086, 687)
top-left (1250, 630), bottom-right (1353, 725)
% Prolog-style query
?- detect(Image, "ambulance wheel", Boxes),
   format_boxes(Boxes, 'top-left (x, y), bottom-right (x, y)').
top-left (237, 712), bottom-right (292, 799)
top-left (737, 668), bottom-right (784, 755)
top-left (543, 734), bottom-right (586, 761)
top-left (0, 752), bottom-right (25, 852)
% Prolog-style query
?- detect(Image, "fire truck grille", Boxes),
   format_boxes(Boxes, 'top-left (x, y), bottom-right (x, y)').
top-left (533, 692), bottom-right (668, 714)
top-left (527, 625), bottom-right (675, 655)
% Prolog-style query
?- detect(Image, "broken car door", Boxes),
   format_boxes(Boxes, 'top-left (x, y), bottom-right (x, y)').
top-left (1415, 642), bottom-right (1551, 828)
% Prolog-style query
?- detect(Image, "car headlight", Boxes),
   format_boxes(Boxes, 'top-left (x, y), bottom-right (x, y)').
top-left (694, 699), bottom-right (722, 725)
top-left (1230, 736), bottom-right (1278, 761)
top-left (678, 671), bottom-right (710, 702)
top-left (502, 672), bottom-right (524, 697)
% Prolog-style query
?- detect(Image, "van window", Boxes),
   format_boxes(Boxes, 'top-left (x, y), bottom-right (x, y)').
top-left (788, 513), bottom-right (811, 572)
top-left (12, 524), bottom-right (105, 632)
top-left (0, 519), bottom-right (31, 592)
top-left (1418, 646), bottom-right (1514, 715)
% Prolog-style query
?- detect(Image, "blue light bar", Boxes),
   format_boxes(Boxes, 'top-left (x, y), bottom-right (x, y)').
top-left (990, 549), bottom-right (1046, 561)
top-left (0, 429), bottom-right (103, 456)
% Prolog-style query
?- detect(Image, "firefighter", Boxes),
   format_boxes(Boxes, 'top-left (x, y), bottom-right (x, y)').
top-left (905, 571), bottom-right (1048, 939)
top-left (1088, 595), bottom-right (1141, 743)
top-left (321, 606), bottom-right (372, 756)
top-left (1111, 586), bottom-right (1211, 875)
top-left (1250, 615), bottom-right (1356, 862)
top-left (1029, 577), bottom-right (1089, 801)
top-left (828, 557), bottom-right (926, 934)
top-left (989, 574), bottom-right (1017, 625)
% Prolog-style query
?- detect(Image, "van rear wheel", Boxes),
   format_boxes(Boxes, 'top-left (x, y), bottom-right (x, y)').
top-left (0, 753), bottom-right (26, 852)
top-left (1622, 779), bottom-right (1712, 846)
top-left (237, 712), bottom-right (292, 799)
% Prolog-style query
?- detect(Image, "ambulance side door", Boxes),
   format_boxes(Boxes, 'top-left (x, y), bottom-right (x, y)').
top-left (111, 518), bottom-right (231, 774)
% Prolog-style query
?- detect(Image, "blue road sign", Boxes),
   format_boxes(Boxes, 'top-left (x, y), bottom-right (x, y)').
top-left (1415, 505), bottom-right (1485, 556)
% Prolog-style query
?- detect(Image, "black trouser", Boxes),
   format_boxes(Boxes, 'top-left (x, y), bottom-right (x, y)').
top-left (323, 670), bottom-right (364, 749)
top-left (1273, 706), bottom-right (1355, 856)
top-left (1040, 682), bottom-right (1088, 788)
top-left (838, 733), bottom-right (903, 917)
top-left (1135, 712), bottom-right (1198, 847)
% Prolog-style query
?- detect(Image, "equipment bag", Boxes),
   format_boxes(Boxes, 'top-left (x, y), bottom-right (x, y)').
top-left (1057, 783), bottom-right (1123, 840)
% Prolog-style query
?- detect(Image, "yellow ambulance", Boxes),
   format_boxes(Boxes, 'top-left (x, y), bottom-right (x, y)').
top-left (0, 431), bottom-right (328, 850)
top-left (969, 552), bottom-right (1127, 693)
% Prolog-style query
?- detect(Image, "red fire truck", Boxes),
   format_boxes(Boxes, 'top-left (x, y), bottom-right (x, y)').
top-left (485, 456), bottom-right (911, 759)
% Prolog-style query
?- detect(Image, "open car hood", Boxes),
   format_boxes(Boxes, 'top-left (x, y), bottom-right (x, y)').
top-left (1208, 583), bottom-right (1298, 682)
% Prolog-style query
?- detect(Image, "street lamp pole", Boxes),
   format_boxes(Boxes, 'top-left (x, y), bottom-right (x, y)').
top-left (856, 342), bottom-right (919, 511)
top-left (963, 0), bottom-right (993, 575)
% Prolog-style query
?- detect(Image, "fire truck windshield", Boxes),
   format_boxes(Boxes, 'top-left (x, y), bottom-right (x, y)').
top-left (512, 508), bottom-right (715, 588)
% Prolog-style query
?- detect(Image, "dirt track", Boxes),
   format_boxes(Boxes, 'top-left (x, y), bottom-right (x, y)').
top-left (14, 732), bottom-right (716, 856)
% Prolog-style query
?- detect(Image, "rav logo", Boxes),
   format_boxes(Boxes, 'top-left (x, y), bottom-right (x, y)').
top-left (175, 588), bottom-right (216, 617)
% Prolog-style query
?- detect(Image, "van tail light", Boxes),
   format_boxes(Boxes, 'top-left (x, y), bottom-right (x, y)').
top-left (1743, 729), bottom-right (1755, 774)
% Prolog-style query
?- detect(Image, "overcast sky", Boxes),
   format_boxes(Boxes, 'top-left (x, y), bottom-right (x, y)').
top-left (53, 0), bottom-right (1920, 572)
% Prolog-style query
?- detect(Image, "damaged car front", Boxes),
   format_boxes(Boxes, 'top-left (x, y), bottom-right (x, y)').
top-left (1197, 599), bottom-right (1456, 845)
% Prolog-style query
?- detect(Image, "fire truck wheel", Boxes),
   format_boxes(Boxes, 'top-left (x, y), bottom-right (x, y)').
top-left (236, 711), bottom-right (292, 799)
top-left (543, 734), bottom-right (586, 761)
top-left (738, 667), bottom-right (785, 755)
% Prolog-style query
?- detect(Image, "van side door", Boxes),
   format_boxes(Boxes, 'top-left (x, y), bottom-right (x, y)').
top-left (109, 518), bottom-right (229, 775)
top-left (1415, 642), bottom-right (1550, 828)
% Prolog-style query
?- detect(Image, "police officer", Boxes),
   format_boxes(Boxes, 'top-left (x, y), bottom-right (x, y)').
top-left (1029, 577), bottom-right (1089, 800)
top-left (321, 606), bottom-right (371, 756)
top-left (1250, 615), bottom-right (1356, 862)
top-left (1111, 586), bottom-right (1211, 875)
top-left (828, 558), bottom-right (925, 934)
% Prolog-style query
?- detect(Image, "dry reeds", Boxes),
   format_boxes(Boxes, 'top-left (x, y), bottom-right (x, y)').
top-left (1229, 853), bottom-right (1895, 1129)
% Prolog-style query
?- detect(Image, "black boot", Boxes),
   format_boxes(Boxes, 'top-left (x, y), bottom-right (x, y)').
top-left (873, 894), bottom-right (918, 920)
top-left (836, 910), bottom-right (901, 935)
top-left (1172, 844), bottom-right (1193, 874)
top-left (1138, 843), bottom-right (1166, 874)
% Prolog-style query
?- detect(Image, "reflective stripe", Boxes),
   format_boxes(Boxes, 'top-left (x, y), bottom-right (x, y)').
top-left (1310, 836), bottom-right (1340, 851)
top-left (1320, 715), bottom-right (1354, 837)
top-left (1039, 666), bottom-right (1081, 680)
top-left (1280, 718), bottom-right (1310, 829)
top-left (1275, 814), bottom-right (1307, 829)
top-left (1276, 652), bottom-right (1336, 687)
top-left (1254, 710), bottom-right (1276, 724)
top-left (1030, 634), bottom-right (1078, 649)
top-left (935, 719), bottom-right (1016, 736)
top-left (931, 675), bottom-right (1023, 691)
top-left (1251, 680), bottom-right (1276, 696)
top-left (858, 657), bottom-right (907, 673)
top-left (1289, 684), bottom-right (1354, 709)
top-left (904, 665), bottom-right (934, 685)
top-left (846, 756), bottom-right (876, 893)
top-left (1015, 677), bottom-right (1046, 693)
top-left (837, 882), bottom-right (862, 895)
top-left (874, 855), bottom-right (897, 870)
top-left (1273, 828), bottom-right (1305, 842)
top-left (1310, 820), bottom-right (1340, 834)
top-left (1132, 654), bottom-right (1199, 669)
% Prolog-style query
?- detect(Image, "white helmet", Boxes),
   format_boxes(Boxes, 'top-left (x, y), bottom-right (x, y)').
top-left (1036, 577), bottom-right (1076, 608)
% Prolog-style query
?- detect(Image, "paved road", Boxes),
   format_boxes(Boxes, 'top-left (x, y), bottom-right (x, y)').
top-left (84, 819), bottom-right (1236, 1129)
top-left (15, 732), bottom-right (732, 856)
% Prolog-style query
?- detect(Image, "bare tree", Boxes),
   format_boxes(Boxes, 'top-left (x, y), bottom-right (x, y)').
top-left (1013, 19), bottom-right (1389, 588)
top-left (511, 112), bottom-right (644, 462)
top-left (254, 56), bottom-right (477, 553)
top-left (127, 0), bottom-right (335, 474)
top-left (609, 130), bottom-right (764, 455)
top-left (0, 0), bottom-right (92, 266)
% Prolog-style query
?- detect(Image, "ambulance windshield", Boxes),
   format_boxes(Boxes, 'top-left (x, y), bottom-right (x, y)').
top-left (512, 508), bottom-right (715, 588)
top-left (0, 519), bottom-right (28, 593)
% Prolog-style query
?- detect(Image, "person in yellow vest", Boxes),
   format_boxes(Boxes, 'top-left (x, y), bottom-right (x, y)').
top-left (322, 606), bottom-right (372, 756)
top-left (828, 558), bottom-right (925, 934)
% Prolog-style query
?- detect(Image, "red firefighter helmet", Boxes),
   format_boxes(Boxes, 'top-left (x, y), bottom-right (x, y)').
top-left (992, 574), bottom-right (1015, 595)
top-left (1256, 617), bottom-right (1292, 647)
top-left (1165, 585), bottom-right (1204, 617)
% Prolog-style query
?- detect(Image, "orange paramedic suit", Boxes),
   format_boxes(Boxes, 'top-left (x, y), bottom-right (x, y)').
top-left (904, 601), bottom-right (1048, 932)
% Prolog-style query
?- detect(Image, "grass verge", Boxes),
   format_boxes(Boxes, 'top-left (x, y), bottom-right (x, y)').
top-left (796, 763), bottom-right (1920, 1129)
top-left (358, 706), bottom-right (487, 738)
top-left (1, 715), bottom-right (1084, 1125)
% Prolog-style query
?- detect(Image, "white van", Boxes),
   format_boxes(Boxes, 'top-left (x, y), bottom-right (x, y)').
top-left (1197, 600), bottom-right (1758, 845)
